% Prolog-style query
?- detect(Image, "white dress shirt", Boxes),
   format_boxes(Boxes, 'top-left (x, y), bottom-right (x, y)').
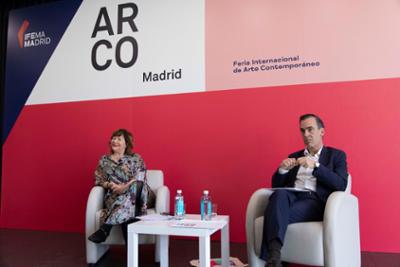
top-left (278, 146), bottom-right (323, 192)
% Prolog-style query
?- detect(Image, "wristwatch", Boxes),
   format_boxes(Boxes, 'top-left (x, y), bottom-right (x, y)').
top-left (315, 162), bottom-right (320, 169)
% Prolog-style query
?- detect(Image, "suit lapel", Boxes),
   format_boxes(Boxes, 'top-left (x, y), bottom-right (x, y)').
top-left (318, 147), bottom-right (329, 165)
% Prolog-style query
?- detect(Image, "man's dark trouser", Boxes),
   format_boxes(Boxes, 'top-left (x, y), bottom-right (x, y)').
top-left (259, 189), bottom-right (325, 261)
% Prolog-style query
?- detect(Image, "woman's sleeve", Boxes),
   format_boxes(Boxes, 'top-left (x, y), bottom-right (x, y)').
top-left (94, 157), bottom-right (108, 188)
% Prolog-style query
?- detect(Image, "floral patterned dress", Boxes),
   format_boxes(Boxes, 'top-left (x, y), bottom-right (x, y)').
top-left (94, 153), bottom-right (148, 225)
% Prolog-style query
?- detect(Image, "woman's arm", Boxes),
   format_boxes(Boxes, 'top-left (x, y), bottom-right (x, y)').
top-left (110, 154), bottom-right (147, 194)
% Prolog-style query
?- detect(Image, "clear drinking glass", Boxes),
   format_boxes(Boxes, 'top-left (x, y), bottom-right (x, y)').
top-left (212, 203), bottom-right (217, 217)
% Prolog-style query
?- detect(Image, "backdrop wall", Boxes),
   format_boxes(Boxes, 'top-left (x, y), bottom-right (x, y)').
top-left (1, 0), bottom-right (400, 253)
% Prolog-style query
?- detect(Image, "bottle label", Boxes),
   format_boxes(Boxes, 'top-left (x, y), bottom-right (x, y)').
top-left (201, 198), bottom-right (212, 220)
top-left (177, 199), bottom-right (184, 215)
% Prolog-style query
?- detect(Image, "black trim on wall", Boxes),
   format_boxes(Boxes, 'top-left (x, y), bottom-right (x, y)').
top-left (0, 0), bottom-right (59, 213)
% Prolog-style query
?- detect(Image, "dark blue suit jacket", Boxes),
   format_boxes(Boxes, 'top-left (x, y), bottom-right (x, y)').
top-left (272, 146), bottom-right (348, 203)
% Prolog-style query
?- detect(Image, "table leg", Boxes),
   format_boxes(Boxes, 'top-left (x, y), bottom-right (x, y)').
top-left (199, 235), bottom-right (211, 267)
top-left (160, 235), bottom-right (169, 267)
top-left (128, 232), bottom-right (139, 267)
top-left (221, 223), bottom-right (230, 267)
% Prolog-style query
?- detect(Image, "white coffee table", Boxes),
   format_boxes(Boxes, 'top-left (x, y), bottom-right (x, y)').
top-left (127, 214), bottom-right (230, 267)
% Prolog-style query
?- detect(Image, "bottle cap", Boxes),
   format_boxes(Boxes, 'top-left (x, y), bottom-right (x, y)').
top-left (177, 189), bottom-right (182, 194)
top-left (203, 190), bottom-right (209, 195)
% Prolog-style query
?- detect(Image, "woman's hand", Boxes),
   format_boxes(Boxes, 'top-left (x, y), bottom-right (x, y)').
top-left (109, 182), bottom-right (128, 195)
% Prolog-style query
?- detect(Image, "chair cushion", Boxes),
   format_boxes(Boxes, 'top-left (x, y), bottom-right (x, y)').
top-left (254, 216), bottom-right (264, 257)
top-left (147, 170), bottom-right (163, 190)
top-left (281, 221), bottom-right (324, 265)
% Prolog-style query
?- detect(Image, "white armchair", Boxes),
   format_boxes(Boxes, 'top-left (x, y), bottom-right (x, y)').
top-left (85, 170), bottom-right (170, 264)
top-left (246, 175), bottom-right (360, 267)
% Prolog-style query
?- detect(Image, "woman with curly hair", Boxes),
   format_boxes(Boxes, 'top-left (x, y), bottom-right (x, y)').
top-left (88, 129), bottom-right (148, 243)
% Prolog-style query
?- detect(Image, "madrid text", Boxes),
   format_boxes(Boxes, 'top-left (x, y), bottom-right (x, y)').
top-left (143, 69), bottom-right (182, 82)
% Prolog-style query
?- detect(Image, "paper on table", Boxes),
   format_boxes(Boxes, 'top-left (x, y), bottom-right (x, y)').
top-left (170, 220), bottom-right (225, 229)
top-left (137, 214), bottom-right (174, 221)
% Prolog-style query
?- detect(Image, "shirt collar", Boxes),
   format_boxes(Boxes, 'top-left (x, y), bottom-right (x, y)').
top-left (304, 145), bottom-right (323, 158)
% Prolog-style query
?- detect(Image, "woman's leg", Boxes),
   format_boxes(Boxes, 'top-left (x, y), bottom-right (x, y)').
top-left (121, 222), bottom-right (128, 244)
top-left (121, 218), bottom-right (140, 244)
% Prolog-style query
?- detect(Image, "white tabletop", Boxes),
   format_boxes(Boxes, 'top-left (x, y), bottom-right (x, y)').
top-left (127, 214), bottom-right (230, 267)
top-left (128, 214), bottom-right (229, 237)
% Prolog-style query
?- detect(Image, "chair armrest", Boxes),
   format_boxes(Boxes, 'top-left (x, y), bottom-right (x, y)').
top-left (85, 186), bottom-right (105, 237)
top-left (155, 185), bottom-right (170, 214)
top-left (246, 188), bottom-right (274, 263)
top-left (323, 191), bottom-right (361, 267)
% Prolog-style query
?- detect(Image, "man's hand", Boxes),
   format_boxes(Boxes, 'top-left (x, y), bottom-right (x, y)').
top-left (279, 158), bottom-right (298, 170)
top-left (297, 157), bottom-right (316, 169)
top-left (110, 182), bottom-right (128, 195)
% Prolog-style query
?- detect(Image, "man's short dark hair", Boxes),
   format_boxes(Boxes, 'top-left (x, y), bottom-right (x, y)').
top-left (299, 114), bottom-right (325, 129)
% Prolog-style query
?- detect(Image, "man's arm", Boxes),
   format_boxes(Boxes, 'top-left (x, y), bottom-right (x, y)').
top-left (272, 170), bottom-right (290, 187)
top-left (271, 156), bottom-right (298, 187)
top-left (313, 149), bottom-right (348, 191)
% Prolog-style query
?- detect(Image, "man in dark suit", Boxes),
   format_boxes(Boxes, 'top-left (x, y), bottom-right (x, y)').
top-left (260, 114), bottom-right (348, 267)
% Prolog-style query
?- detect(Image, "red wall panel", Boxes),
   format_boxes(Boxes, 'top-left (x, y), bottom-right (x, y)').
top-left (1, 78), bottom-right (400, 252)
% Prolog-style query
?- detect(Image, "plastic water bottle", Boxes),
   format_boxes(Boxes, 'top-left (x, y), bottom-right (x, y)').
top-left (200, 190), bottom-right (212, 220)
top-left (174, 190), bottom-right (185, 219)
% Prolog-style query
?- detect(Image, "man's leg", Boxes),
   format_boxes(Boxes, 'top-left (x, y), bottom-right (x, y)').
top-left (260, 191), bottom-right (324, 266)
top-left (260, 190), bottom-right (296, 264)
top-left (288, 192), bottom-right (324, 224)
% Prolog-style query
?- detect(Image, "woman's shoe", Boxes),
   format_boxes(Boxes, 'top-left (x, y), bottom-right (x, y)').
top-left (88, 227), bottom-right (110, 243)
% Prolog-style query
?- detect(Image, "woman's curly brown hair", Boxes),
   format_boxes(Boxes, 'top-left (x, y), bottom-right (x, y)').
top-left (109, 128), bottom-right (134, 155)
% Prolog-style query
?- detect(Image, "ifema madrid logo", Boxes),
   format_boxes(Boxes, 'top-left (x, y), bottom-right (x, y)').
top-left (18, 19), bottom-right (51, 48)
